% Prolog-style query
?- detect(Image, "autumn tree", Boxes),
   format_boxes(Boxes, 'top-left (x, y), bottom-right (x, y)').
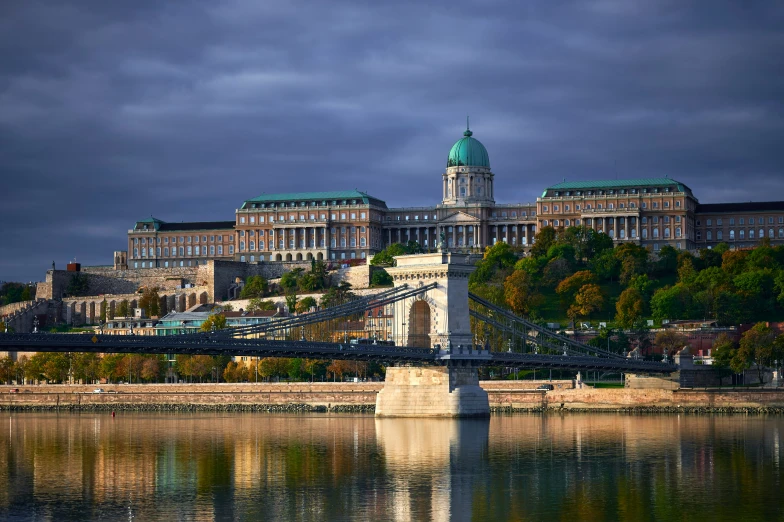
top-left (567, 284), bottom-right (604, 321)
top-left (326, 360), bottom-right (352, 381)
top-left (555, 270), bottom-right (596, 308)
top-left (615, 287), bottom-right (645, 329)
top-left (503, 270), bottom-right (541, 316)
top-left (200, 313), bottom-right (228, 332)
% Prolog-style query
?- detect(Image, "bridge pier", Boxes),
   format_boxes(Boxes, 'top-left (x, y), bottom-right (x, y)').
top-left (375, 365), bottom-right (489, 418)
top-left (377, 252), bottom-right (489, 417)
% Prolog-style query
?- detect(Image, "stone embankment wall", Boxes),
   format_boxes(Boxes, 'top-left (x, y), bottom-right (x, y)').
top-left (2, 383), bottom-right (782, 413)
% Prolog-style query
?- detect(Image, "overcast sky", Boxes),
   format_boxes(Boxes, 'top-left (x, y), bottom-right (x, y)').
top-left (1, 1), bottom-right (782, 282)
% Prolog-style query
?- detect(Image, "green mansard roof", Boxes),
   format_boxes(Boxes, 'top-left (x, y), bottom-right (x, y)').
top-left (542, 178), bottom-right (693, 197)
top-left (241, 190), bottom-right (387, 209)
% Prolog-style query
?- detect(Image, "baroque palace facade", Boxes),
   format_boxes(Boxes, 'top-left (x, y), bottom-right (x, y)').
top-left (125, 126), bottom-right (784, 269)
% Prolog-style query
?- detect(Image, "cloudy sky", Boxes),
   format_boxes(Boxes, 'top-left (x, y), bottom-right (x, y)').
top-left (1, 0), bottom-right (782, 282)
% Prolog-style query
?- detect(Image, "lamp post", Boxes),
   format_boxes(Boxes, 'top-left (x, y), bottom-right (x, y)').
top-left (33, 316), bottom-right (39, 334)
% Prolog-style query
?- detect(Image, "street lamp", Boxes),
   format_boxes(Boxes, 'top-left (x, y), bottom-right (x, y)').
top-left (33, 316), bottom-right (39, 334)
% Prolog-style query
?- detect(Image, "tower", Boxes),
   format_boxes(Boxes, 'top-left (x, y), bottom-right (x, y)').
top-left (441, 123), bottom-right (495, 206)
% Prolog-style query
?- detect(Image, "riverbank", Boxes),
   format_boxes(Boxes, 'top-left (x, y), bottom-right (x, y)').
top-left (1, 382), bottom-right (783, 414)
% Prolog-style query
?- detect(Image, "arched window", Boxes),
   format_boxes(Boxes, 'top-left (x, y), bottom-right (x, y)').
top-left (360, 237), bottom-right (366, 247)
top-left (653, 229), bottom-right (659, 238)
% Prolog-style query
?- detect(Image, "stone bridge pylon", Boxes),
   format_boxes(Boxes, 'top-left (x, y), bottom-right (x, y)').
top-left (376, 252), bottom-right (490, 418)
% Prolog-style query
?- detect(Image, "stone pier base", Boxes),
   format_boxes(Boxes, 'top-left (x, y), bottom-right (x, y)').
top-left (375, 366), bottom-right (490, 418)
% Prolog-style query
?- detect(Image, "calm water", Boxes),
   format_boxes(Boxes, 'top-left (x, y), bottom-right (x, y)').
top-left (0, 413), bottom-right (782, 521)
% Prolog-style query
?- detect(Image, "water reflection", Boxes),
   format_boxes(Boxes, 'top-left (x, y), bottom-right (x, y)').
top-left (0, 414), bottom-right (781, 521)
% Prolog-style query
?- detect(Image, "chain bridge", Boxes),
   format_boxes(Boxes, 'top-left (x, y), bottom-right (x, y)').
top-left (1, 253), bottom-right (675, 416)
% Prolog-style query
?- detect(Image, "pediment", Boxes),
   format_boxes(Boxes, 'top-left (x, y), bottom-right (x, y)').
top-left (440, 211), bottom-right (480, 224)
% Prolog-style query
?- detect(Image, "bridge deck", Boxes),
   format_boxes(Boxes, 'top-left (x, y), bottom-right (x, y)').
top-left (0, 333), bottom-right (677, 373)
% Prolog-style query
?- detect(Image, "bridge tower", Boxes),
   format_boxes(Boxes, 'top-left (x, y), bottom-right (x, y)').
top-left (376, 252), bottom-right (490, 417)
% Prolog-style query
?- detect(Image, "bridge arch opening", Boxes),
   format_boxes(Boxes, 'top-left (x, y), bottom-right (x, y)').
top-left (407, 300), bottom-right (431, 348)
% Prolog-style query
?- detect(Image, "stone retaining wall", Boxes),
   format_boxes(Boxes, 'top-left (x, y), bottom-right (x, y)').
top-left (2, 383), bottom-right (783, 413)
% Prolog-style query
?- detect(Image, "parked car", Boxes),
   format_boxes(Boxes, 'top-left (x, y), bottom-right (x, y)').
top-left (93, 388), bottom-right (105, 393)
top-left (536, 384), bottom-right (555, 391)
top-left (9, 388), bottom-right (19, 393)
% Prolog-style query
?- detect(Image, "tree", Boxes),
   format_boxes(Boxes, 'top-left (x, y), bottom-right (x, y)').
top-left (471, 242), bottom-right (518, 284)
top-left (370, 243), bottom-right (408, 266)
top-left (280, 268), bottom-right (304, 291)
top-left (721, 249), bottom-right (748, 275)
top-left (140, 356), bottom-right (162, 382)
top-left (116, 299), bottom-right (131, 318)
top-left (555, 270), bottom-right (596, 308)
top-left (370, 269), bottom-right (393, 287)
top-left (139, 287), bottom-right (160, 317)
top-left (200, 313), bottom-right (228, 332)
top-left (99, 300), bottom-right (108, 322)
top-left (567, 284), bottom-right (604, 321)
top-left (655, 245), bottom-right (679, 275)
top-left (259, 357), bottom-right (290, 380)
top-left (296, 296), bottom-right (317, 314)
top-left (530, 226), bottom-right (557, 258)
top-left (247, 298), bottom-right (277, 312)
top-left (650, 285), bottom-right (690, 322)
top-left (72, 352), bottom-right (101, 383)
top-left (546, 243), bottom-right (576, 265)
top-left (285, 290), bottom-right (298, 313)
top-left (711, 333), bottom-right (737, 369)
top-left (0, 356), bottom-right (15, 384)
top-left (735, 322), bottom-right (781, 384)
top-left (654, 330), bottom-right (688, 359)
top-left (240, 276), bottom-right (269, 299)
top-left (615, 287), bottom-right (645, 329)
top-left (589, 249), bottom-right (621, 282)
top-left (542, 258), bottom-right (571, 287)
top-left (326, 360), bottom-right (352, 381)
top-left (503, 270), bottom-right (542, 316)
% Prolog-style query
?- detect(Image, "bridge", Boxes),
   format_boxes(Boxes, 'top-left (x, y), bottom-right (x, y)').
top-left (0, 252), bottom-right (675, 416)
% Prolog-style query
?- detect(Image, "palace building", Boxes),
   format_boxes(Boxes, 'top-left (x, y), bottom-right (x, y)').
top-left (125, 125), bottom-right (784, 269)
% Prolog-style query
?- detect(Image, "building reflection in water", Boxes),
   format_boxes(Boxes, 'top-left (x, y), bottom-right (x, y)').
top-left (0, 414), bottom-right (782, 520)
top-left (375, 418), bottom-right (489, 521)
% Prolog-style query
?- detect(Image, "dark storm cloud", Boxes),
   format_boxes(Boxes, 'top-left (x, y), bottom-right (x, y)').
top-left (1, 0), bottom-right (783, 281)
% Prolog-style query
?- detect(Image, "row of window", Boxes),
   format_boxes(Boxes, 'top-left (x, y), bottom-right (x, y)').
top-left (698, 228), bottom-right (784, 241)
top-left (239, 236), bottom-right (371, 251)
top-left (542, 200), bottom-right (682, 212)
top-left (552, 187), bottom-right (676, 197)
top-left (133, 245), bottom-right (235, 258)
top-left (133, 235), bottom-right (230, 245)
top-left (239, 211), bottom-right (368, 224)
top-left (700, 216), bottom-right (784, 226)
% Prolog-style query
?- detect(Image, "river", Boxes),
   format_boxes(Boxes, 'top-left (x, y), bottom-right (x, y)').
top-left (0, 413), bottom-right (782, 521)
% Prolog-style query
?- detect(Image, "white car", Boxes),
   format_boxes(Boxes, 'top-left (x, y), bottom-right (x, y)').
top-left (93, 388), bottom-right (104, 393)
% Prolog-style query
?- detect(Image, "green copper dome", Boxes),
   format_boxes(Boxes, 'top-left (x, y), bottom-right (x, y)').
top-left (447, 127), bottom-right (490, 168)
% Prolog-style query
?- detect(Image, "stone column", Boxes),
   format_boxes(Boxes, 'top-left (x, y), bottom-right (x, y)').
top-left (625, 217), bottom-right (630, 241)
